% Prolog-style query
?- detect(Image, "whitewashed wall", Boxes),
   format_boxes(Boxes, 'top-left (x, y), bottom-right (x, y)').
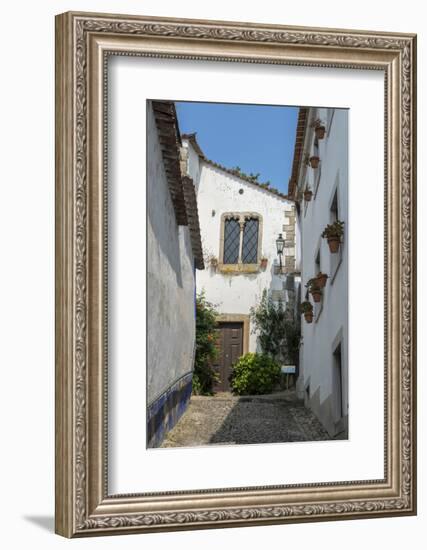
top-left (147, 104), bottom-right (196, 405)
top-left (297, 108), bottom-right (349, 435)
top-left (186, 142), bottom-right (201, 193)
top-left (185, 140), bottom-right (296, 352)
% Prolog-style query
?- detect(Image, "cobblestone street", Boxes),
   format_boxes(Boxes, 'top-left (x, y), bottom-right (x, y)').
top-left (161, 390), bottom-right (331, 448)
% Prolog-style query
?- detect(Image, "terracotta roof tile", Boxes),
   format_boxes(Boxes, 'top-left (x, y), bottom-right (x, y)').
top-left (182, 176), bottom-right (204, 269)
top-left (288, 107), bottom-right (309, 199)
top-left (152, 103), bottom-right (204, 269)
top-left (152, 101), bottom-right (187, 225)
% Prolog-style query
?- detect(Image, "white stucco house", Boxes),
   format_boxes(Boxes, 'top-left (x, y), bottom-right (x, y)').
top-left (182, 134), bottom-right (300, 391)
top-left (146, 101), bottom-right (204, 447)
top-left (289, 107), bottom-right (349, 438)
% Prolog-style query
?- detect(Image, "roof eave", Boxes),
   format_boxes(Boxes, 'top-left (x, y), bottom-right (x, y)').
top-left (288, 107), bottom-right (309, 201)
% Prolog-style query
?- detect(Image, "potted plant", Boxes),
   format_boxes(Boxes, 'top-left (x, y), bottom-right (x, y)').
top-left (209, 256), bottom-right (218, 268)
top-left (305, 278), bottom-right (323, 302)
top-left (313, 118), bottom-right (326, 140)
top-left (303, 186), bottom-right (313, 202)
top-left (300, 301), bottom-right (314, 323)
top-left (315, 271), bottom-right (328, 288)
top-left (260, 256), bottom-right (268, 269)
top-left (309, 155), bottom-right (320, 169)
top-left (306, 279), bottom-right (322, 303)
top-left (321, 220), bottom-right (345, 253)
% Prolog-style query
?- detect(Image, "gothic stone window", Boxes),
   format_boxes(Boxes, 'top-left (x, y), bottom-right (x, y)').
top-left (223, 218), bottom-right (241, 264)
top-left (221, 213), bottom-right (262, 271)
top-left (242, 218), bottom-right (259, 263)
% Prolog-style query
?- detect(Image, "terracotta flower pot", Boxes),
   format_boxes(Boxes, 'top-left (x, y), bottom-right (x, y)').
top-left (327, 236), bottom-right (341, 253)
top-left (304, 311), bottom-right (313, 323)
top-left (316, 273), bottom-right (328, 288)
top-left (309, 156), bottom-right (320, 169)
top-left (304, 190), bottom-right (313, 202)
top-left (315, 126), bottom-right (326, 139)
top-left (260, 258), bottom-right (268, 269)
top-left (310, 289), bottom-right (322, 303)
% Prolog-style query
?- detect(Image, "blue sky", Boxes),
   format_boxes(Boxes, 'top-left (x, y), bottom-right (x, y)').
top-left (175, 102), bottom-right (299, 195)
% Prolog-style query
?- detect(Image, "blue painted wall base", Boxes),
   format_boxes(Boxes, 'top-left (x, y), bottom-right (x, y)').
top-left (147, 372), bottom-right (193, 448)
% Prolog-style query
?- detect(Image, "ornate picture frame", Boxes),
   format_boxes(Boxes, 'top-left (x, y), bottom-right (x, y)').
top-left (55, 11), bottom-right (416, 537)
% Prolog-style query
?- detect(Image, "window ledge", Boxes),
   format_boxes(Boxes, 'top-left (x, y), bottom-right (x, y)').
top-left (218, 263), bottom-right (260, 274)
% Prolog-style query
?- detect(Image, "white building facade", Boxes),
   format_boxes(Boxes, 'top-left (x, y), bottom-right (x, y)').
top-left (183, 135), bottom-right (299, 391)
top-left (290, 107), bottom-right (349, 438)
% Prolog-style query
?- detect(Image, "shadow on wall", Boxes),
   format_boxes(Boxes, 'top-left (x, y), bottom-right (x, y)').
top-left (148, 207), bottom-right (184, 289)
top-left (147, 150), bottom-right (185, 288)
top-left (22, 516), bottom-right (54, 533)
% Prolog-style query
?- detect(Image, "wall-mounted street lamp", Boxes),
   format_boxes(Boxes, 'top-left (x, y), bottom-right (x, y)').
top-left (276, 233), bottom-right (285, 270)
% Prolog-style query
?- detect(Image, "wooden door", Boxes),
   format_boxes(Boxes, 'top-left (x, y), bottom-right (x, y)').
top-left (213, 322), bottom-right (243, 392)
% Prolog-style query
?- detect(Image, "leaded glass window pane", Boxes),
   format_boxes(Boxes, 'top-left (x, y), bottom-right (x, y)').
top-left (223, 219), bottom-right (240, 264)
top-left (242, 218), bottom-right (259, 264)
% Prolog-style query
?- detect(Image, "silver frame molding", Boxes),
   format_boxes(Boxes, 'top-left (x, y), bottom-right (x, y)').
top-left (55, 11), bottom-right (417, 537)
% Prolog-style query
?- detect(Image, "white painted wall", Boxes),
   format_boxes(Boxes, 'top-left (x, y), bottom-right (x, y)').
top-left (186, 141), bottom-right (201, 192)
top-left (184, 140), bottom-right (296, 352)
top-left (147, 103), bottom-right (196, 404)
top-left (297, 108), bottom-right (349, 435)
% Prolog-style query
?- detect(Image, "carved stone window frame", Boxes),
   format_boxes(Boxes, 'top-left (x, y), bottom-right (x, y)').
top-left (218, 212), bottom-right (263, 273)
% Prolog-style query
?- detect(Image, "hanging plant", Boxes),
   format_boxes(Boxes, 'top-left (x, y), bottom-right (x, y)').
top-left (305, 278), bottom-right (323, 303)
top-left (308, 282), bottom-right (322, 303)
top-left (260, 256), bottom-right (268, 269)
top-left (321, 220), bottom-right (345, 253)
top-left (315, 271), bottom-right (329, 288)
top-left (312, 118), bottom-right (326, 139)
top-left (300, 301), bottom-right (314, 323)
top-left (309, 155), bottom-right (320, 169)
top-left (304, 186), bottom-right (313, 202)
top-left (304, 152), bottom-right (320, 169)
top-left (209, 256), bottom-right (218, 268)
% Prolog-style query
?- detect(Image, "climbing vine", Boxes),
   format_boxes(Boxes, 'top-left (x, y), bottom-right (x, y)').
top-left (250, 289), bottom-right (300, 365)
top-left (193, 292), bottom-right (220, 395)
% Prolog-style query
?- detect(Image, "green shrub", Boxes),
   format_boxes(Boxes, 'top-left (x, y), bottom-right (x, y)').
top-left (193, 292), bottom-right (220, 395)
top-left (229, 352), bottom-right (281, 396)
top-left (250, 289), bottom-right (300, 365)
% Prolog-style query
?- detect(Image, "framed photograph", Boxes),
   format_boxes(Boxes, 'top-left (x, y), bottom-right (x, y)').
top-left (55, 11), bottom-right (417, 537)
